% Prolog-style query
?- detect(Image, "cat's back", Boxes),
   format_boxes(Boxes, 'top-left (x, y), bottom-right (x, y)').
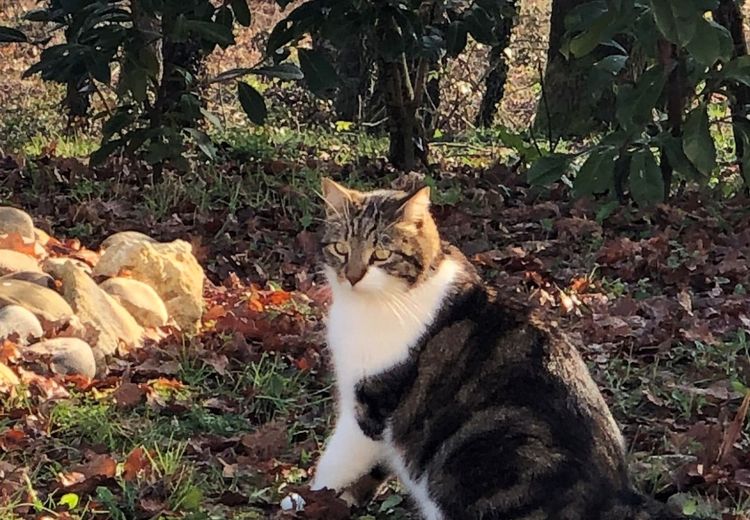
top-left (384, 289), bottom-right (644, 519)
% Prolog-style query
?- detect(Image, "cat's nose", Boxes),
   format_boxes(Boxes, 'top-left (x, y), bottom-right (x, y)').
top-left (346, 267), bottom-right (367, 286)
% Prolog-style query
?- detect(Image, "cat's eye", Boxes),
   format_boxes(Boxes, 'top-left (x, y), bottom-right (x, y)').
top-left (372, 248), bottom-right (392, 262)
top-left (333, 242), bottom-right (349, 255)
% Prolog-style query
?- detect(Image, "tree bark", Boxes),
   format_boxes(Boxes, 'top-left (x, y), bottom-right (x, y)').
top-left (535, 0), bottom-right (615, 139)
top-left (333, 36), bottom-right (376, 122)
top-left (658, 39), bottom-right (685, 202)
top-left (714, 0), bottom-right (750, 189)
top-left (476, 0), bottom-right (519, 127)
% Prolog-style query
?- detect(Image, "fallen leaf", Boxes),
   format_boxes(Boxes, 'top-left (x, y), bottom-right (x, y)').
top-left (0, 232), bottom-right (37, 257)
top-left (677, 288), bottom-right (693, 315)
top-left (0, 340), bottom-right (20, 364)
top-left (57, 471), bottom-right (86, 488)
top-left (77, 453), bottom-right (117, 480)
top-left (265, 290), bottom-right (293, 306)
top-left (123, 447), bottom-right (150, 481)
top-left (239, 421), bottom-right (287, 463)
top-left (113, 382), bottom-right (146, 410)
top-left (297, 487), bottom-right (350, 520)
top-left (218, 490), bottom-right (248, 506)
top-left (718, 391), bottom-right (750, 465)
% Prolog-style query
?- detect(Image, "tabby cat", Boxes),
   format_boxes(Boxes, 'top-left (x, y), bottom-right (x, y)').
top-left (311, 178), bottom-right (684, 520)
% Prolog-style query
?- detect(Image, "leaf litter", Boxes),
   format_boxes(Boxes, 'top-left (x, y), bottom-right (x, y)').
top-left (0, 153), bottom-right (749, 518)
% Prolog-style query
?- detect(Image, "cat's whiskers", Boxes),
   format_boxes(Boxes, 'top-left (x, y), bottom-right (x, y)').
top-left (381, 297), bottom-right (407, 327)
top-left (384, 290), bottom-right (423, 326)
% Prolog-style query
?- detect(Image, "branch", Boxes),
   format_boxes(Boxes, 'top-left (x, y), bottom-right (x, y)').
top-left (537, 62), bottom-right (557, 151)
top-left (413, 57), bottom-right (429, 106)
top-left (400, 53), bottom-right (415, 103)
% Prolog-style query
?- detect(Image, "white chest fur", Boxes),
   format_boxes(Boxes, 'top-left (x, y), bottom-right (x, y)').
top-left (325, 259), bottom-right (461, 408)
top-left (311, 259), bottom-right (460, 513)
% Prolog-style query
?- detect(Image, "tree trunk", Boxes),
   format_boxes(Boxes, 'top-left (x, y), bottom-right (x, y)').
top-left (656, 39), bottom-right (685, 202)
top-left (476, 0), bottom-right (519, 127)
top-left (333, 36), bottom-right (376, 122)
top-left (714, 0), bottom-right (750, 189)
top-left (535, 0), bottom-right (615, 139)
top-left (383, 61), bottom-right (428, 171)
top-left (63, 78), bottom-right (91, 125)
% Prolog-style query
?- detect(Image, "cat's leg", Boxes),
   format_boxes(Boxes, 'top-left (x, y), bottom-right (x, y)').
top-left (311, 413), bottom-right (384, 493)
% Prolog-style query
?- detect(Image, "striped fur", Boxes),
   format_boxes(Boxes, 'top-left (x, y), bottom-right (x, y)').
top-left (314, 179), bottom-right (685, 520)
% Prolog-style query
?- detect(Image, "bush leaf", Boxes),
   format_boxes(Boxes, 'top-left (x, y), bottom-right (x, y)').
top-left (237, 81), bottom-right (267, 124)
top-left (298, 48), bottom-right (337, 96)
top-left (629, 148), bottom-right (664, 207)
top-left (683, 104), bottom-right (716, 175)
top-left (0, 26), bottom-right (28, 43)
top-left (230, 0), bottom-right (251, 26)
top-left (574, 147), bottom-right (617, 196)
top-left (527, 154), bottom-right (570, 186)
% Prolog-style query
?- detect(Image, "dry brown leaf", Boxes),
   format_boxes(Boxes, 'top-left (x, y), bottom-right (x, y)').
top-left (0, 340), bottom-right (21, 364)
top-left (113, 382), bottom-right (146, 410)
top-left (123, 447), bottom-right (150, 481)
top-left (0, 232), bottom-right (38, 257)
top-left (677, 289), bottom-right (693, 315)
top-left (718, 391), bottom-right (750, 465)
top-left (239, 420), bottom-right (287, 463)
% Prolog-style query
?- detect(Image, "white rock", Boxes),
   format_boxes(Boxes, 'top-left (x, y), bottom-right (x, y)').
top-left (94, 239), bottom-right (204, 331)
top-left (55, 261), bottom-right (143, 364)
top-left (0, 250), bottom-right (41, 275)
top-left (0, 279), bottom-right (75, 325)
top-left (100, 231), bottom-right (156, 251)
top-left (280, 493), bottom-right (306, 512)
top-left (99, 277), bottom-right (168, 328)
top-left (34, 227), bottom-right (51, 246)
top-left (0, 271), bottom-right (54, 288)
top-left (27, 337), bottom-right (96, 378)
top-left (0, 207), bottom-right (34, 240)
top-left (0, 305), bottom-right (43, 344)
top-left (43, 257), bottom-right (92, 276)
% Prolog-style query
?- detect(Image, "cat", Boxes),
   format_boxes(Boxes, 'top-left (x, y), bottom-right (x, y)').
top-left (311, 178), bottom-right (685, 520)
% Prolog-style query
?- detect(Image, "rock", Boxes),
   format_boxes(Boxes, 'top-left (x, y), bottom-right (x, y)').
top-left (0, 305), bottom-right (43, 344)
top-left (0, 271), bottom-right (55, 288)
top-left (0, 207), bottom-right (34, 240)
top-left (55, 261), bottom-right (143, 364)
top-left (0, 279), bottom-right (75, 325)
top-left (0, 362), bottom-right (20, 391)
top-left (0, 250), bottom-right (41, 275)
top-left (100, 231), bottom-right (155, 251)
top-left (94, 239), bottom-right (204, 331)
top-left (34, 227), bottom-right (51, 246)
top-left (99, 277), bottom-right (168, 328)
top-left (43, 257), bottom-right (92, 276)
top-left (27, 337), bottom-right (96, 378)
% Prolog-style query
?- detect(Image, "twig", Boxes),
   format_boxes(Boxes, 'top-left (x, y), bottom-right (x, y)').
top-left (90, 75), bottom-right (113, 118)
top-left (536, 62), bottom-right (557, 152)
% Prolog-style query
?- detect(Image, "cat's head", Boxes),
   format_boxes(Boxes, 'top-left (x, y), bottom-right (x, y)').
top-left (320, 178), bottom-right (441, 293)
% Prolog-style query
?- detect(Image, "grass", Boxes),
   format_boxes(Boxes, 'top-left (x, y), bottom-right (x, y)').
top-left (1, 82), bottom-right (749, 519)
top-left (0, 348), bottom-right (333, 519)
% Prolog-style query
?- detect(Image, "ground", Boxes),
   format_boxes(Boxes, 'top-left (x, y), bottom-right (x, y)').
top-left (1, 1), bottom-right (750, 519)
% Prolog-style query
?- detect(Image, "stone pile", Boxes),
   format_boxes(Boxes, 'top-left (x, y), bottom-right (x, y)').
top-left (0, 206), bottom-right (205, 382)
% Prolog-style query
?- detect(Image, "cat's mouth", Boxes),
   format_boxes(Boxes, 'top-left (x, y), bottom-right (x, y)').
top-left (332, 266), bottom-right (407, 295)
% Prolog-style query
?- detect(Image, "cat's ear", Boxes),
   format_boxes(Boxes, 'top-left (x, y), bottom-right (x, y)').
top-left (321, 178), bottom-right (359, 216)
top-left (401, 186), bottom-right (431, 223)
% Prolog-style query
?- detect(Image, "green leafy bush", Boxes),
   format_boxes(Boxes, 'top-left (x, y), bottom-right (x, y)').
top-left (267, 0), bottom-right (517, 170)
top-left (0, 0), bottom-right (300, 171)
top-left (527, 0), bottom-right (750, 206)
